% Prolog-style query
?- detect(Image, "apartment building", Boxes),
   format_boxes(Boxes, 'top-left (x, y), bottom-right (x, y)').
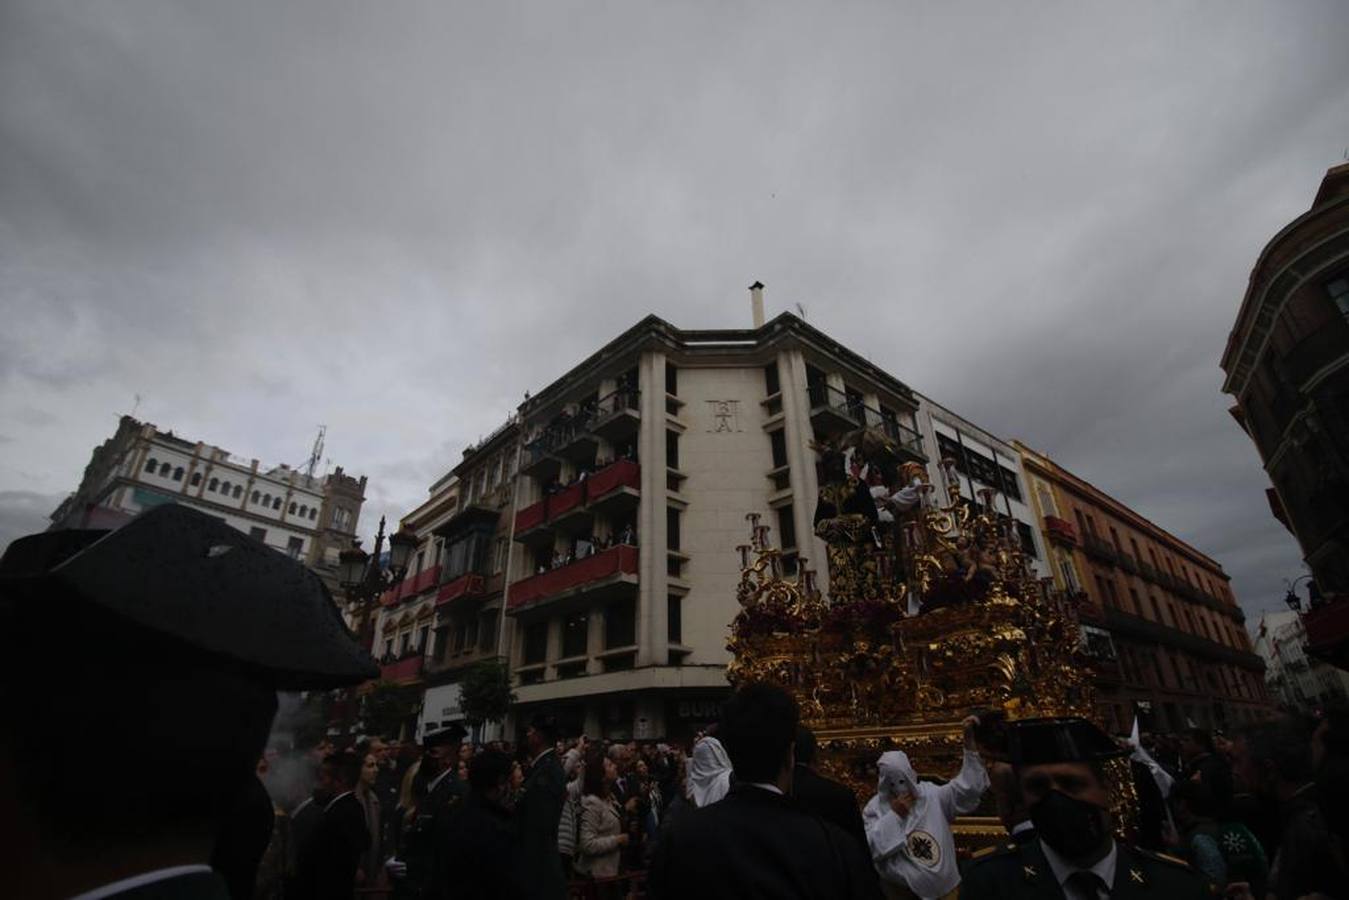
top-left (1017, 442), bottom-right (1270, 733)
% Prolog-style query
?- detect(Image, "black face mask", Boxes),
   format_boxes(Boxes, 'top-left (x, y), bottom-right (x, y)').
top-left (1029, 789), bottom-right (1109, 859)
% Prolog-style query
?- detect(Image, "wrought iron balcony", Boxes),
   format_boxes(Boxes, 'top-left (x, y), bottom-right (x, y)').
top-left (1044, 515), bottom-right (1078, 546)
top-left (1082, 533), bottom-right (1119, 565)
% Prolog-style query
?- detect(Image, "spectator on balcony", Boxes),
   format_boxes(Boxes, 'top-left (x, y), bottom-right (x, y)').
top-left (618, 524), bottom-right (636, 546)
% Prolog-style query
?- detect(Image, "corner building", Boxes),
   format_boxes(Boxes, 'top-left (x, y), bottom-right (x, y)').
top-left (1017, 442), bottom-right (1269, 733)
top-left (503, 314), bottom-right (927, 741)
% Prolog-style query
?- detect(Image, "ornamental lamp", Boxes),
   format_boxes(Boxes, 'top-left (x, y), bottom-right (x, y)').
top-left (388, 526), bottom-right (419, 574)
top-left (338, 543), bottom-right (368, 588)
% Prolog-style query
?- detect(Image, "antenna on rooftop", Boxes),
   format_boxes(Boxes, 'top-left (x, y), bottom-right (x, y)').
top-left (305, 425), bottom-right (326, 479)
top-left (795, 303), bottom-right (808, 321)
top-left (130, 393), bottom-right (142, 419)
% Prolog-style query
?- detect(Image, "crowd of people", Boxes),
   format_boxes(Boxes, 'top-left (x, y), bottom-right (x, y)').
top-left (4, 506), bottom-right (1346, 900)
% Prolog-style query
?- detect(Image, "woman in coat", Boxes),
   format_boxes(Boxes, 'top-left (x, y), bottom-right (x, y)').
top-left (577, 748), bottom-right (628, 894)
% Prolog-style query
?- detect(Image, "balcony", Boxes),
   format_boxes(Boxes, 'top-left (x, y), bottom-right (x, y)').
top-left (553, 414), bottom-right (601, 464)
top-left (507, 543), bottom-right (639, 614)
top-left (514, 461), bottom-right (641, 544)
top-left (1118, 554), bottom-right (1139, 576)
top-left (1103, 607), bottom-right (1266, 673)
top-left (808, 382), bottom-right (863, 435)
top-left (379, 654), bottom-right (424, 684)
top-left (522, 432), bottom-right (564, 481)
top-left (590, 388), bottom-right (641, 442)
top-left (403, 564), bottom-right (442, 599)
top-left (1082, 533), bottom-right (1118, 566)
top-left (1280, 318), bottom-right (1349, 389)
top-left (436, 573), bottom-right (485, 608)
top-left (1044, 515), bottom-right (1078, 546)
top-left (874, 415), bottom-right (926, 462)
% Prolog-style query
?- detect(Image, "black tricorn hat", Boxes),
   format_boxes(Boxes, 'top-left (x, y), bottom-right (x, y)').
top-left (424, 723), bottom-right (468, 748)
top-left (1006, 717), bottom-right (1126, 767)
top-left (0, 504), bottom-right (377, 689)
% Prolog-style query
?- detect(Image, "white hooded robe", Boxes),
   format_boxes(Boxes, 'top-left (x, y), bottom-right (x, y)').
top-left (862, 748), bottom-right (988, 899)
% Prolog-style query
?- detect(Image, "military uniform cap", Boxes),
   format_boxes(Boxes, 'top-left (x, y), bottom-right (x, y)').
top-left (424, 723), bottom-right (468, 748)
top-left (1006, 716), bottom-right (1125, 766)
top-left (0, 504), bottom-right (376, 689)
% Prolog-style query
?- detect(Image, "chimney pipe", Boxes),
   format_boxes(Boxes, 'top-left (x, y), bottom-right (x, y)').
top-left (749, 281), bottom-right (765, 328)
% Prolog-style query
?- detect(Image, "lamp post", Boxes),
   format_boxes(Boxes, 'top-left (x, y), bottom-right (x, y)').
top-left (1283, 574), bottom-right (1319, 613)
top-left (338, 515), bottom-right (419, 653)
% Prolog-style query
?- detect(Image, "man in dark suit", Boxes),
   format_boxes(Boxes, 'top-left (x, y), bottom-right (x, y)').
top-left (0, 506), bottom-right (378, 899)
top-left (293, 751), bottom-right (370, 900)
top-left (792, 726), bottom-right (870, 855)
top-left (649, 684), bottom-right (882, 900)
top-left (962, 717), bottom-right (1212, 900)
top-left (513, 714), bottom-right (568, 899)
top-left (433, 749), bottom-right (526, 900)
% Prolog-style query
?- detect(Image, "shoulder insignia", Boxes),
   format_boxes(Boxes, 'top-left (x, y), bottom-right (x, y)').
top-left (1022, 863), bottom-right (1038, 881)
top-left (1129, 867), bottom-right (1146, 885)
top-left (970, 846), bottom-right (998, 860)
top-left (968, 842), bottom-right (1017, 864)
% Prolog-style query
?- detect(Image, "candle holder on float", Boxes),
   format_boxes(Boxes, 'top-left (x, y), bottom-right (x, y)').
top-left (725, 427), bottom-right (1136, 854)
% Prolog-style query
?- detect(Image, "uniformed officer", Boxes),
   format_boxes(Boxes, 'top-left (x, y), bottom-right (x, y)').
top-left (0, 505), bottom-right (378, 899)
top-left (961, 717), bottom-right (1214, 900)
top-left (395, 723), bottom-right (468, 898)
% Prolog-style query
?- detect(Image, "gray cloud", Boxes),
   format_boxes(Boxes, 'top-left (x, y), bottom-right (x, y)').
top-left (3, 1), bottom-right (1345, 625)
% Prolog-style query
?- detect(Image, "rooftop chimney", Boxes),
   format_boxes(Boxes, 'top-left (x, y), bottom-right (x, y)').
top-left (749, 281), bottom-right (765, 328)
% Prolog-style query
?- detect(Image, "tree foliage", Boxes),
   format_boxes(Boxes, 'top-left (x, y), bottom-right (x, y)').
top-left (459, 658), bottom-right (516, 726)
top-left (363, 681), bottom-right (422, 738)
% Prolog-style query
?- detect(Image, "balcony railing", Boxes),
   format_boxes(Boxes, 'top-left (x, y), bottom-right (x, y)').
top-left (1082, 533), bottom-right (1118, 565)
top-left (1118, 554), bottom-right (1139, 575)
top-left (514, 461), bottom-right (641, 538)
top-left (1102, 607), bottom-right (1266, 672)
top-left (1044, 516), bottom-right (1077, 546)
top-left (507, 543), bottom-right (639, 613)
top-left (590, 388), bottom-right (641, 441)
top-left (379, 654), bottom-right (424, 683)
top-left (805, 382), bottom-right (924, 458)
top-left (436, 573), bottom-right (485, 608)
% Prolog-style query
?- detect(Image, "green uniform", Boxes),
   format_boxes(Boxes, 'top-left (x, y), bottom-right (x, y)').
top-left (960, 836), bottom-right (1217, 899)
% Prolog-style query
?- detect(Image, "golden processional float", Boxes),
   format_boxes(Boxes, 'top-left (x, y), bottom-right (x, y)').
top-left (726, 427), bottom-right (1136, 853)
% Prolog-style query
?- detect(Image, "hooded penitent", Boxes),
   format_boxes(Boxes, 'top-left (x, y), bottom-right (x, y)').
top-left (688, 736), bottom-right (732, 807)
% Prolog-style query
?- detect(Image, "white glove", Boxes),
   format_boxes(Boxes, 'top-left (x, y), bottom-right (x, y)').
top-left (384, 857), bottom-right (408, 879)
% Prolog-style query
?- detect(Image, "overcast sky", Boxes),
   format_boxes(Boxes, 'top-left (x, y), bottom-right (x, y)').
top-left (3, 2), bottom-right (1346, 625)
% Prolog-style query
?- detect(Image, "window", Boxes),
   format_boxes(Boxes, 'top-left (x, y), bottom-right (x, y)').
top-left (1327, 276), bottom-right (1349, 316)
top-left (233, 485), bottom-right (242, 499)
top-left (144, 457), bottom-right (159, 473)
top-left (668, 594), bottom-right (682, 644)
top-left (417, 625), bottom-right (430, 653)
top-left (298, 504), bottom-right (307, 517)
top-left (173, 467), bottom-right (184, 481)
top-left (252, 491), bottom-right (260, 503)
top-left (998, 466), bottom-right (1023, 502)
top-left (209, 478), bottom-right (219, 492)
top-left (777, 506), bottom-right (797, 550)
top-left (1130, 538), bottom-right (1142, 563)
top-left (494, 538), bottom-right (508, 575)
top-left (383, 639), bottom-right (393, 659)
top-left (562, 612), bottom-right (588, 658)
top-left (1016, 521), bottom-right (1038, 558)
top-left (666, 430), bottom-right (680, 470)
top-left (1109, 527), bottom-right (1122, 552)
top-left (479, 610), bottom-right (498, 651)
top-left (308, 507), bottom-right (317, 520)
top-left (1074, 510), bottom-right (1088, 536)
top-left (523, 622), bottom-right (549, 665)
top-left (191, 472), bottom-right (202, 487)
top-left (770, 430), bottom-right (788, 469)
top-left (667, 507), bottom-right (681, 552)
top-left (399, 632), bottom-right (410, 655)
top-left (1128, 588), bottom-right (1140, 615)
top-left (1104, 579), bottom-right (1119, 608)
top-left (1058, 553), bottom-right (1080, 592)
top-left (415, 550), bottom-right (425, 574)
top-left (1080, 625), bottom-right (1116, 660)
top-left (665, 363), bottom-right (678, 396)
top-left (764, 362), bottom-right (780, 396)
top-left (159, 462), bottom-right (171, 476)
top-left (1085, 515), bottom-right (1098, 536)
top-left (249, 526), bottom-right (267, 542)
top-left (288, 502), bottom-right (297, 514)
top-left (1094, 574), bottom-right (1108, 601)
top-left (273, 497), bottom-right (281, 510)
top-left (605, 597), bottom-right (636, 649)
top-left (286, 536), bottom-right (303, 559)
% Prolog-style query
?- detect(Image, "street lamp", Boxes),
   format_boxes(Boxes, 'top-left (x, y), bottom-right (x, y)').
top-left (1283, 574), bottom-right (1317, 613)
top-left (339, 515), bottom-right (416, 651)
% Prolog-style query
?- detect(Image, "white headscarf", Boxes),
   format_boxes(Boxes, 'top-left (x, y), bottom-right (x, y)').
top-left (689, 736), bottom-right (732, 807)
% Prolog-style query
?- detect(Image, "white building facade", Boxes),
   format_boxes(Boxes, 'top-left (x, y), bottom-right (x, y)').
top-left (1254, 610), bottom-right (1349, 711)
top-left (51, 416), bottom-right (366, 578)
